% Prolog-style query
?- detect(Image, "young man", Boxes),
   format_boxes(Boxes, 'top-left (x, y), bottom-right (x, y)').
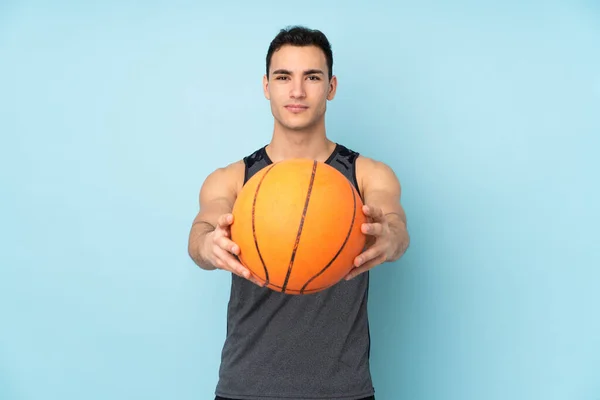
top-left (188, 26), bottom-right (409, 400)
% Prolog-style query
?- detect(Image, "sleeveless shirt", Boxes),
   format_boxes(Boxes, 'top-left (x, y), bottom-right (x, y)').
top-left (215, 143), bottom-right (374, 400)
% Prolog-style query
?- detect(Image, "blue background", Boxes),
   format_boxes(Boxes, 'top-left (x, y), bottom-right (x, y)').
top-left (1, 1), bottom-right (599, 399)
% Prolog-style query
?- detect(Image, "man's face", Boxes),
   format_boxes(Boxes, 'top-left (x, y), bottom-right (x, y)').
top-left (263, 45), bottom-right (337, 132)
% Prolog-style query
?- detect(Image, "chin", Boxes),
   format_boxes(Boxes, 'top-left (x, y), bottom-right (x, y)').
top-left (285, 123), bottom-right (314, 132)
top-left (275, 118), bottom-right (309, 131)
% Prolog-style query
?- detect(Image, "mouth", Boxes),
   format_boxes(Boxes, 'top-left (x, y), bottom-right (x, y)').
top-left (285, 104), bottom-right (309, 113)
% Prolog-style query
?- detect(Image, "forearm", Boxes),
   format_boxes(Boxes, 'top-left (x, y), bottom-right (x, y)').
top-left (385, 212), bottom-right (410, 262)
top-left (188, 220), bottom-right (218, 270)
top-left (189, 162), bottom-right (242, 271)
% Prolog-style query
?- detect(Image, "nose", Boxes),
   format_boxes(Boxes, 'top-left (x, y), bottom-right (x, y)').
top-left (289, 78), bottom-right (306, 99)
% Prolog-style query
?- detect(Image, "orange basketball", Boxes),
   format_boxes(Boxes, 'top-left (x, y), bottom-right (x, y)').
top-left (230, 158), bottom-right (367, 295)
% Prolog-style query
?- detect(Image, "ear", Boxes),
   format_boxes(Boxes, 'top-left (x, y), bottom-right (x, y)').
top-left (327, 75), bottom-right (338, 101)
top-left (263, 74), bottom-right (270, 100)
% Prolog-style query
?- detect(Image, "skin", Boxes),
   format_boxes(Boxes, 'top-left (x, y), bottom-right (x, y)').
top-left (187, 44), bottom-right (409, 285)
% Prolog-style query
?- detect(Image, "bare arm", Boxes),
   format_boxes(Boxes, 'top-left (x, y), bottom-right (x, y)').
top-left (187, 161), bottom-right (263, 286)
top-left (360, 158), bottom-right (410, 262)
top-left (346, 156), bottom-right (410, 279)
top-left (187, 162), bottom-right (239, 267)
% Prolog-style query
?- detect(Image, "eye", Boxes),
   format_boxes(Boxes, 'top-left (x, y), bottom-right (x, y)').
top-left (307, 75), bottom-right (321, 81)
top-left (276, 76), bottom-right (289, 80)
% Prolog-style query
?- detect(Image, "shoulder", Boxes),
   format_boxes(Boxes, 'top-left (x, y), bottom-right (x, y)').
top-left (202, 159), bottom-right (245, 196)
top-left (214, 159), bottom-right (245, 176)
top-left (356, 155), bottom-right (396, 175)
top-left (355, 154), bottom-right (401, 194)
top-left (202, 145), bottom-right (267, 194)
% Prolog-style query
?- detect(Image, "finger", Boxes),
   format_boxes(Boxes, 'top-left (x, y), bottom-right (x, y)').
top-left (214, 246), bottom-right (250, 278)
top-left (346, 255), bottom-right (386, 280)
top-left (354, 246), bottom-right (383, 267)
top-left (231, 256), bottom-right (265, 287)
top-left (216, 213), bottom-right (234, 228)
top-left (362, 222), bottom-right (383, 236)
top-left (218, 249), bottom-right (265, 287)
top-left (247, 273), bottom-right (265, 287)
top-left (363, 205), bottom-right (384, 221)
top-left (215, 235), bottom-right (240, 255)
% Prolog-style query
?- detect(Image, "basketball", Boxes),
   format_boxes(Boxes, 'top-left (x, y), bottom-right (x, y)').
top-left (230, 158), bottom-right (367, 295)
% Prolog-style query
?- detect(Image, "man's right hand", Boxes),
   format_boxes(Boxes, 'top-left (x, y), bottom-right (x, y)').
top-left (201, 213), bottom-right (264, 287)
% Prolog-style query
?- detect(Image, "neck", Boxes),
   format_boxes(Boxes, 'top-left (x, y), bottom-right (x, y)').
top-left (266, 121), bottom-right (335, 163)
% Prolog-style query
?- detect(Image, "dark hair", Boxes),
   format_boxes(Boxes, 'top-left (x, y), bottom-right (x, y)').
top-left (266, 26), bottom-right (333, 80)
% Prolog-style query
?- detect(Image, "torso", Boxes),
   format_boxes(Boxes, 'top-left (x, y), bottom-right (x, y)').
top-left (214, 142), bottom-right (375, 400)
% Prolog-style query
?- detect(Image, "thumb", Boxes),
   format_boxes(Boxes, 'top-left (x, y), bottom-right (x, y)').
top-left (216, 213), bottom-right (234, 229)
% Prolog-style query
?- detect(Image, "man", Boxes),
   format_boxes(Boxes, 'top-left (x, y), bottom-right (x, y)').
top-left (188, 26), bottom-right (409, 400)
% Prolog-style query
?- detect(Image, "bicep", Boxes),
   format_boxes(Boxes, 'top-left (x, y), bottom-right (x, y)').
top-left (194, 166), bottom-right (240, 226)
top-left (361, 159), bottom-right (406, 221)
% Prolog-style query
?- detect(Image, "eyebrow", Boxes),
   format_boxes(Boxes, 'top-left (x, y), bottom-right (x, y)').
top-left (272, 69), bottom-right (325, 76)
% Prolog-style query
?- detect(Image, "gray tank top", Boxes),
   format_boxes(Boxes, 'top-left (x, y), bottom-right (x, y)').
top-left (215, 143), bottom-right (374, 400)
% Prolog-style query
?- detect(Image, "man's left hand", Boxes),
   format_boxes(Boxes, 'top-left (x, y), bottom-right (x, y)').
top-left (345, 204), bottom-right (396, 281)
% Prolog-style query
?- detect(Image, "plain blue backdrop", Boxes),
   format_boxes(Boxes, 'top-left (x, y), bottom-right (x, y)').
top-left (1, 1), bottom-right (599, 399)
